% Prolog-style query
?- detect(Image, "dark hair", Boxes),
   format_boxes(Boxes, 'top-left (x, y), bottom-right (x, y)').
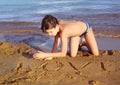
top-left (41, 15), bottom-right (59, 32)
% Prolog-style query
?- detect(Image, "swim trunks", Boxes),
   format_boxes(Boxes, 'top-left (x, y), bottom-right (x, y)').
top-left (80, 21), bottom-right (91, 37)
top-left (80, 21), bottom-right (91, 45)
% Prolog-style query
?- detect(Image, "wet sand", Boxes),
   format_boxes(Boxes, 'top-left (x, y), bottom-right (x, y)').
top-left (0, 14), bottom-right (120, 85)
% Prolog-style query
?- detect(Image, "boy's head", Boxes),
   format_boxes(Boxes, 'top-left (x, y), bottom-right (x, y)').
top-left (41, 15), bottom-right (59, 33)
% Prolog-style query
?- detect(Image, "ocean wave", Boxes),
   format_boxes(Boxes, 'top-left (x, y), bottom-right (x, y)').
top-left (33, 0), bottom-right (79, 5)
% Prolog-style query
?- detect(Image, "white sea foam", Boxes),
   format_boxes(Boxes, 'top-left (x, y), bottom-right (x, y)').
top-left (33, 0), bottom-right (78, 5)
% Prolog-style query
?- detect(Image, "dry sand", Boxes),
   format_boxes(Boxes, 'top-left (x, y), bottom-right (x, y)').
top-left (0, 41), bottom-right (120, 85)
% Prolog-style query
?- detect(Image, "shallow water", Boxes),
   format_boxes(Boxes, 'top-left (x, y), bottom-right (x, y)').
top-left (0, 34), bottom-right (120, 50)
top-left (28, 37), bottom-right (120, 51)
top-left (96, 37), bottom-right (120, 50)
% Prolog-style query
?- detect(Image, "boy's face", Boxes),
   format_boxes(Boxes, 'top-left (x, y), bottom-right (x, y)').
top-left (45, 26), bottom-right (59, 36)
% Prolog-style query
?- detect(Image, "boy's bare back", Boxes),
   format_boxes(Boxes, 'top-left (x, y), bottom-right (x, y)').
top-left (59, 20), bottom-right (88, 37)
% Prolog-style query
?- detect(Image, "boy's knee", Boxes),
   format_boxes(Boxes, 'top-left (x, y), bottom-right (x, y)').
top-left (93, 51), bottom-right (99, 56)
top-left (70, 53), bottom-right (77, 57)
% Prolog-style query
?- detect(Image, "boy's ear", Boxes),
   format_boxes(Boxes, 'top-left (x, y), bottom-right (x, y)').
top-left (55, 25), bottom-right (59, 30)
top-left (54, 25), bottom-right (59, 32)
top-left (55, 25), bottom-right (58, 29)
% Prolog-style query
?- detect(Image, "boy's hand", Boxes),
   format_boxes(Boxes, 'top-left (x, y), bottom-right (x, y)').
top-left (33, 52), bottom-right (45, 59)
top-left (33, 51), bottom-right (53, 60)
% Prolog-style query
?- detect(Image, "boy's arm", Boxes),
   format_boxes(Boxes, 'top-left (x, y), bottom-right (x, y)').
top-left (51, 35), bottom-right (60, 53)
top-left (33, 33), bottom-right (68, 59)
top-left (45, 34), bottom-right (68, 57)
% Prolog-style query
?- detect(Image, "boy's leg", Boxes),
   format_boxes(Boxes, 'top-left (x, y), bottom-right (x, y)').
top-left (70, 36), bottom-right (80, 57)
top-left (84, 28), bottom-right (99, 56)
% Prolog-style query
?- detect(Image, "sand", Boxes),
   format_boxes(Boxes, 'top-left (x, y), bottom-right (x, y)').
top-left (0, 41), bottom-right (120, 85)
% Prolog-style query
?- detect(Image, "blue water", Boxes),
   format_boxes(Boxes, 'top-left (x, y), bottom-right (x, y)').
top-left (0, 0), bottom-right (120, 22)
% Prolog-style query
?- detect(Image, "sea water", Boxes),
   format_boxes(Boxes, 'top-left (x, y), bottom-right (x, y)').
top-left (0, 0), bottom-right (120, 21)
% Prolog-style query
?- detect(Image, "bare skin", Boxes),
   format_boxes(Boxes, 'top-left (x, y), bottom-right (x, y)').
top-left (33, 20), bottom-right (99, 60)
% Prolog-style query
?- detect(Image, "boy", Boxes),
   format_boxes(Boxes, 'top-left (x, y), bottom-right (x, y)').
top-left (33, 15), bottom-right (99, 60)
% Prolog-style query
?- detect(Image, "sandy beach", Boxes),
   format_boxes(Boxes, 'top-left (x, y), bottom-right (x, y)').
top-left (0, 13), bottom-right (120, 85)
top-left (0, 41), bottom-right (120, 85)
